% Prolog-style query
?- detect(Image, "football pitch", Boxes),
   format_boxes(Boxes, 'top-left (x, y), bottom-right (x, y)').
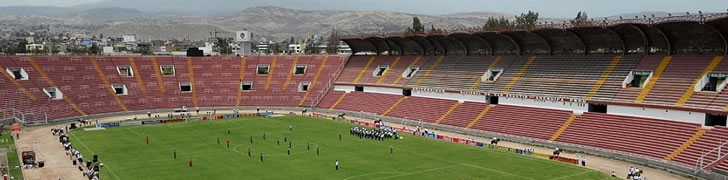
top-left (70, 115), bottom-right (615, 180)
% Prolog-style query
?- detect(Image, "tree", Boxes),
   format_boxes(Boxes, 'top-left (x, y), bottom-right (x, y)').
top-left (515, 11), bottom-right (539, 29)
top-left (407, 17), bottom-right (425, 32)
top-left (214, 37), bottom-right (233, 55)
top-left (133, 44), bottom-right (151, 55)
top-left (88, 43), bottom-right (99, 55)
top-left (326, 29), bottom-right (340, 54)
top-left (16, 40), bottom-right (28, 54)
top-left (289, 37), bottom-right (296, 44)
top-left (429, 25), bottom-right (443, 33)
top-left (269, 43), bottom-right (280, 55)
top-left (483, 17), bottom-right (512, 30)
top-left (570, 11), bottom-right (590, 25)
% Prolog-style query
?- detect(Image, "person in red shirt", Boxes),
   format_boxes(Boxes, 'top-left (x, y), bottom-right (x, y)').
top-left (188, 158), bottom-right (193, 167)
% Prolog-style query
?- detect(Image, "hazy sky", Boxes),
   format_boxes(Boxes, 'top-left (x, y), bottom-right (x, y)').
top-left (1, 0), bottom-right (727, 17)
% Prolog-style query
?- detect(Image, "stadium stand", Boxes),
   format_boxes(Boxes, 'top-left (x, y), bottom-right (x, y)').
top-left (469, 104), bottom-right (573, 140)
top-left (556, 112), bottom-right (701, 160)
top-left (0, 55), bottom-right (345, 122)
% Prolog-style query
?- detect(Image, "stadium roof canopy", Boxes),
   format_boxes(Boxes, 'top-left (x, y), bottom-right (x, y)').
top-left (342, 13), bottom-right (728, 56)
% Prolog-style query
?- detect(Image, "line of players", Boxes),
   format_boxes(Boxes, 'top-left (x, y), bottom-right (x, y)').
top-left (349, 126), bottom-right (400, 141)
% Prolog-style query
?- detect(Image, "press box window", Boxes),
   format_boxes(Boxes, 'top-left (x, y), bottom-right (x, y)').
top-left (402, 66), bottom-right (420, 78)
top-left (625, 71), bottom-right (652, 88)
top-left (294, 65), bottom-right (307, 75)
top-left (241, 81), bottom-right (253, 91)
top-left (298, 81), bottom-right (311, 92)
top-left (699, 72), bottom-right (728, 92)
top-left (6, 67), bottom-right (28, 80)
top-left (117, 66), bottom-right (133, 77)
top-left (481, 68), bottom-right (503, 82)
top-left (112, 84), bottom-right (128, 95)
top-left (373, 65), bottom-right (389, 77)
top-left (43, 87), bottom-right (63, 100)
top-left (160, 65), bottom-right (175, 76)
top-left (257, 65), bottom-right (270, 75)
top-left (179, 82), bottom-right (191, 93)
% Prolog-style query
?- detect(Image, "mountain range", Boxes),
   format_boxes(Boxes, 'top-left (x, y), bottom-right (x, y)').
top-left (0, 5), bottom-right (678, 41)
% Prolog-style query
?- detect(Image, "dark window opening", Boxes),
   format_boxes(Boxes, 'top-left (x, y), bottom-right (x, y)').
top-left (588, 104), bottom-right (608, 113)
top-left (118, 66), bottom-right (133, 77)
top-left (241, 82), bottom-right (253, 91)
top-left (404, 66), bottom-right (419, 78)
top-left (257, 65), bottom-right (270, 74)
top-left (12, 71), bottom-right (23, 80)
top-left (488, 70), bottom-right (501, 81)
top-left (160, 66), bottom-right (175, 76)
top-left (374, 65), bottom-right (388, 77)
top-left (629, 71), bottom-right (651, 88)
top-left (180, 83), bottom-right (191, 92)
top-left (294, 65), bottom-right (306, 75)
top-left (706, 114), bottom-right (727, 127)
top-left (487, 96), bottom-right (499, 104)
top-left (355, 86), bottom-right (364, 92)
top-left (403, 89), bottom-right (412, 96)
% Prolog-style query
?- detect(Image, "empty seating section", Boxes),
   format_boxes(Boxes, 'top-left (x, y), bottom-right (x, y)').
top-left (687, 58), bottom-right (728, 111)
top-left (385, 96), bottom-right (457, 123)
top-left (329, 92), bottom-right (402, 114)
top-left (557, 112), bottom-right (700, 159)
top-left (334, 56), bottom-right (428, 87)
top-left (673, 127), bottom-right (728, 167)
top-left (641, 56), bottom-right (714, 107)
top-left (413, 56), bottom-right (492, 90)
top-left (0, 56), bottom-right (345, 122)
top-left (335, 56), bottom-right (373, 84)
top-left (439, 102), bottom-right (488, 128)
top-left (510, 56), bottom-right (640, 100)
top-left (191, 57), bottom-right (238, 107)
top-left (612, 56), bottom-right (664, 102)
top-left (474, 56), bottom-right (528, 93)
top-left (470, 105), bottom-right (571, 140)
top-left (374, 56), bottom-right (418, 86)
top-left (315, 91), bottom-right (344, 109)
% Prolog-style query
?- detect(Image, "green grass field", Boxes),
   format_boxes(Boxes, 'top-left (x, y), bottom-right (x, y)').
top-left (70, 115), bottom-right (614, 180)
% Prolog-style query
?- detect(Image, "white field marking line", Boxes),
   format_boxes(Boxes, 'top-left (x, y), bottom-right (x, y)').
top-left (342, 172), bottom-right (403, 180)
top-left (125, 127), bottom-right (143, 136)
top-left (370, 164), bottom-right (464, 180)
top-left (462, 163), bottom-right (536, 180)
top-left (548, 170), bottom-right (592, 180)
top-left (70, 132), bottom-right (122, 180)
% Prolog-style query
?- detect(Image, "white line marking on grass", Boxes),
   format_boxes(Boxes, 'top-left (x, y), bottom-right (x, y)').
top-left (342, 172), bottom-right (402, 180)
top-left (70, 132), bottom-right (122, 180)
top-left (370, 164), bottom-right (463, 180)
top-left (462, 163), bottom-right (536, 180)
top-left (548, 170), bottom-right (591, 180)
top-left (125, 127), bottom-right (143, 136)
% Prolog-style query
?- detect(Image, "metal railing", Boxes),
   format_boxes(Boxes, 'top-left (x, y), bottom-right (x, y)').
top-left (311, 55), bottom-right (349, 108)
top-left (696, 140), bottom-right (728, 173)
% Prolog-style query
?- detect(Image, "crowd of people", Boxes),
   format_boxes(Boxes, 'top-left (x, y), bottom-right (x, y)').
top-left (53, 127), bottom-right (99, 180)
top-left (627, 166), bottom-right (647, 180)
top-left (349, 126), bottom-right (399, 141)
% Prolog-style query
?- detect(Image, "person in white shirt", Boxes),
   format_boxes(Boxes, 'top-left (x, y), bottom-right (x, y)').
top-left (627, 167), bottom-right (633, 179)
top-left (335, 160), bottom-right (339, 170)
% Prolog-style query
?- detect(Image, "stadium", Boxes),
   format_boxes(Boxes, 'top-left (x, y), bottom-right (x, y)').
top-left (1, 9), bottom-right (728, 180)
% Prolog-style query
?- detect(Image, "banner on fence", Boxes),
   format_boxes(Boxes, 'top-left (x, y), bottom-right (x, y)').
top-left (99, 122), bottom-right (120, 128)
top-left (142, 120), bottom-right (162, 125)
top-left (120, 121), bottom-right (142, 127)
